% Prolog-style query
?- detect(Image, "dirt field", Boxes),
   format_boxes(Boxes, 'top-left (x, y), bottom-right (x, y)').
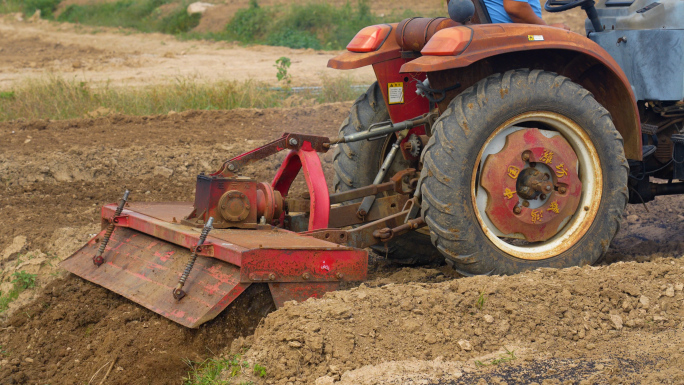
top-left (0, 4), bottom-right (682, 385)
top-left (1, 104), bottom-right (683, 384)
top-left (0, 5), bottom-right (584, 90)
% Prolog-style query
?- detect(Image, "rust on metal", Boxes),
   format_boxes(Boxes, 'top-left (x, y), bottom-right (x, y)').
top-left (61, 202), bottom-right (367, 328)
top-left (480, 128), bottom-right (582, 242)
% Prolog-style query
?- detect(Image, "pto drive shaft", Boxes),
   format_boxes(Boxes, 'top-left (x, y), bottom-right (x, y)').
top-left (172, 217), bottom-right (214, 301)
top-left (93, 190), bottom-right (130, 267)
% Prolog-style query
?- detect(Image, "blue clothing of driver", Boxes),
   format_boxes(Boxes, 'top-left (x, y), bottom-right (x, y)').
top-left (484, 0), bottom-right (543, 23)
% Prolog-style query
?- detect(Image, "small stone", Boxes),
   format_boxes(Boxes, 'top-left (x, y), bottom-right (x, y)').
top-left (596, 363), bottom-right (605, 370)
top-left (74, 359), bottom-right (80, 364)
top-left (610, 315), bottom-right (623, 330)
top-left (586, 343), bottom-right (596, 350)
top-left (484, 314), bottom-right (494, 323)
top-left (72, 61), bottom-right (82, 69)
top-left (424, 334), bottom-right (438, 344)
top-left (675, 283), bottom-right (683, 292)
top-left (1, 359), bottom-right (8, 365)
top-left (639, 295), bottom-right (650, 308)
top-left (24, 358), bottom-right (33, 363)
top-left (626, 214), bottom-right (639, 222)
top-left (153, 166), bottom-right (174, 178)
top-left (288, 341), bottom-right (302, 348)
top-left (315, 376), bottom-right (335, 385)
top-left (458, 339), bottom-right (472, 351)
top-left (665, 286), bottom-right (675, 297)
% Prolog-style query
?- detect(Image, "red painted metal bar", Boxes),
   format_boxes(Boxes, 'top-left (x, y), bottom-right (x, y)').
top-left (272, 150), bottom-right (330, 231)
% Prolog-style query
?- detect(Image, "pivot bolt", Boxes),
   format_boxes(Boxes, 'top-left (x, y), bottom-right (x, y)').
top-left (302, 272), bottom-right (310, 280)
top-left (227, 164), bottom-right (236, 171)
top-left (289, 138), bottom-right (298, 146)
top-left (268, 273), bottom-right (276, 280)
top-left (335, 272), bottom-right (344, 279)
top-left (513, 206), bottom-right (522, 215)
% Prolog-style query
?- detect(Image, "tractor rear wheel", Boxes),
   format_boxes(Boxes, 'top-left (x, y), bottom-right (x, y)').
top-left (333, 82), bottom-right (442, 265)
top-left (419, 69), bottom-right (628, 275)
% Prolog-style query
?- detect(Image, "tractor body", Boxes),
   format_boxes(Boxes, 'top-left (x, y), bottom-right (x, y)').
top-left (62, 0), bottom-right (684, 327)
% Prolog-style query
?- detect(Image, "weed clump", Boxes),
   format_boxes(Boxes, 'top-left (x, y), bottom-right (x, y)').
top-left (58, 0), bottom-right (200, 34)
top-left (224, 0), bottom-right (379, 50)
top-left (0, 271), bottom-right (38, 313)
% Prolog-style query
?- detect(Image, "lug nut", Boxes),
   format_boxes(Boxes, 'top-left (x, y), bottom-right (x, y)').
top-left (522, 201), bottom-right (530, 207)
top-left (545, 185), bottom-right (552, 191)
top-left (513, 206), bottom-right (522, 214)
top-left (522, 151), bottom-right (531, 161)
top-left (540, 194), bottom-right (547, 200)
top-left (559, 186), bottom-right (567, 194)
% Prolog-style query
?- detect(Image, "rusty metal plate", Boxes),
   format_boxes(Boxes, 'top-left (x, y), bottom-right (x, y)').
top-left (480, 128), bottom-right (582, 242)
top-left (61, 227), bottom-right (248, 328)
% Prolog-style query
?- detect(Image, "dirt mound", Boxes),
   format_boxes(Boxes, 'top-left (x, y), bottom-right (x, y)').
top-left (0, 276), bottom-right (273, 385)
top-left (246, 258), bottom-right (684, 384)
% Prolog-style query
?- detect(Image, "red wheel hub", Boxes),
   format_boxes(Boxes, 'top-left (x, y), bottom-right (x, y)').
top-left (480, 128), bottom-right (582, 242)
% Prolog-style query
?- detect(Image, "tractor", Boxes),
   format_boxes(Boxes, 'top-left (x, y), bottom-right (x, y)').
top-left (62, 0), bottom-right (684, 327)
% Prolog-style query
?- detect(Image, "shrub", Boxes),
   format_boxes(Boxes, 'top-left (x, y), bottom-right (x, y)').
top-left (23, 0), bottom-right (61, 18)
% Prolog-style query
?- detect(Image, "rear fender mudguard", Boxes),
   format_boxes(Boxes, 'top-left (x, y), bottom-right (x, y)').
top-left (327, 24), bottom-right (401, 70)
top-left (401, 24), bottom-right (642, 160)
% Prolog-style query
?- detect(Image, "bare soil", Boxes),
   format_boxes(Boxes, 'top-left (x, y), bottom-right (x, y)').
top-left (0, 104), bottom-right (682, 385)
top-left (0, 4), bottom-right (681, 385)
top-left (0, 16), bottom-right (374, 89)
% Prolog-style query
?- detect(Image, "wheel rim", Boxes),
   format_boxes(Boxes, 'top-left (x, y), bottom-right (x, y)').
top-left (471, 111), bottom-right (603, 261)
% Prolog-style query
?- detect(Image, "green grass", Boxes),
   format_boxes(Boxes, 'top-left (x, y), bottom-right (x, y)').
top-left (183, 354), bottom-right (266, 385)
top-left (0, 0), bottom-right (61, 17)
top-left (0, 74), bottom-right (363, 121)
top-left (0, 271), bottom-right (38, 313)
top-left (474, 348), bottom-right (517, 367)
top-left (57, 0), bottom-right (201, 34)
top-left (218, 0), bottom-right (400, 50)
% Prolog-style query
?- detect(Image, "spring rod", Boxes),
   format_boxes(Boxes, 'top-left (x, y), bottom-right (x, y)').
top-left (93, 190), bottom-right (130, 267)
top-left (172, 217), bottom-right (214, 301)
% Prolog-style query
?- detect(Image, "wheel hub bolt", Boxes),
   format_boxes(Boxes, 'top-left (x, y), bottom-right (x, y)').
top-left (289, 138), bottom-right (299, 146)
top-left (540, 194), bottom-right (547, 200)
top-left (522, 201), bottom-right (530, 207)
top-left (545, 185), bottom-right (552, 191)
top-left (513, 206), bottom-right (522, 214)
top-left (522, 151), bottom-right (531, 161)
top-left (559, 186), bottom-right (567, 194)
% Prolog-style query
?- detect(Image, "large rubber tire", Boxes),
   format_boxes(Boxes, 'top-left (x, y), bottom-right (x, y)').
top-left (419, 70), bottom-right (628, 275)
top-left (333, 82), bottom-right (442, 265)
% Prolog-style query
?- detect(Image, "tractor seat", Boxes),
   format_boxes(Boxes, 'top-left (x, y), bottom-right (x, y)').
top-left (395, 17), bottom-right (461, 52)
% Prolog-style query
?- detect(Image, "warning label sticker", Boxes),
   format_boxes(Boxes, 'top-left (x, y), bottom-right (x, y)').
top-left (388, 82), bottom-right (404, 104)
top-left (528, 35), bottom-right (544, 41)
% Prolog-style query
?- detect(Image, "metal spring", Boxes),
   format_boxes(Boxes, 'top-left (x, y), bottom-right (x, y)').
top-left (178, 217), bottom-right (214, 285)
top-left (94, 190), bottom-right (130, 263)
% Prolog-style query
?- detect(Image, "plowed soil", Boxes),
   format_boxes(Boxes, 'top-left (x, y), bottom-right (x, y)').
top-left (1, 104), bottom-right (683, 385)
top-left (0, 6), bottom-right (682, 385)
